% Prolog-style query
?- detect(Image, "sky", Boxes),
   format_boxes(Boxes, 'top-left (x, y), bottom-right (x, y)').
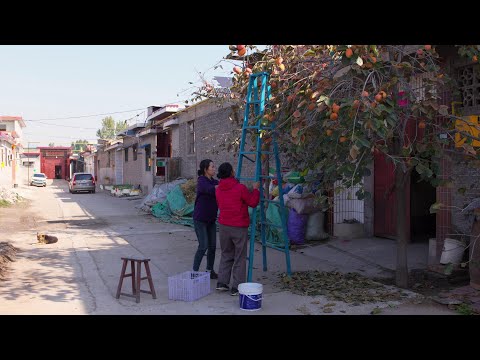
top-left (0, 45), bottom-right (241, 147)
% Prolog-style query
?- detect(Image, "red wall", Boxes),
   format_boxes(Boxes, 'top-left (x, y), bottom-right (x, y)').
top-left (39, 149), bottom-right (70, 179)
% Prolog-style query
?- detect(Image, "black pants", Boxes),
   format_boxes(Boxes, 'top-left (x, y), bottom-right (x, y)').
top-left (193, 220), bottom-right (217, 271)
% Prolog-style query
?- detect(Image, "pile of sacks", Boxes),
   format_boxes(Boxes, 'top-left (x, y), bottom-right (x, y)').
top-left (268, 178), bottom-right (329, 245)
top-left (0, 186), bottom-right (21, 205)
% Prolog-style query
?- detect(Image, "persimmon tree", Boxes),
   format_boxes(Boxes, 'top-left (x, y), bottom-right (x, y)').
top-left (197, 44), bottom-right (480, 288)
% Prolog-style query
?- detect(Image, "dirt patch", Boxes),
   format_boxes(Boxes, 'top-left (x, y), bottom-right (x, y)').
top-left (0, 242), bottom-right (19, 280)
top-left (0, 200), bottom-right (35, 233)
top-left (373, 268), bottom-right (470, 297)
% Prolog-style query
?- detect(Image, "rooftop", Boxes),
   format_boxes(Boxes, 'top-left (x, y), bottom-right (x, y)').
top-left (0, 116), bottom-right (26, 128)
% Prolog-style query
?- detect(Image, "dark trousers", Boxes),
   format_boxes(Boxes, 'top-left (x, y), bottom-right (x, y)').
top-left (217, 224), bottom-right (248, 289)
top-left (193, 220), bottom-right (217, 271)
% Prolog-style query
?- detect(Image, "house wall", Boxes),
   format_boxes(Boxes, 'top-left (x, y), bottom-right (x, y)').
top-left (0, 141), bottom-right (13, 187)
top-left (39, 149), bottom-right (70, 179)
top-left (97, 148), bottom-right (114, 185)
top-left (176, 100), bottom-right (255, 181)
top-left (450, 157), bottom-right (480, 238)
top-left (19, 155), bottom-right (41, 185)
top-left (84, 153), bottom-right (96, 178)
top-left (121, 136), bottom-right (140, 186)
top-left (121, 134), bottom-right (156, 193)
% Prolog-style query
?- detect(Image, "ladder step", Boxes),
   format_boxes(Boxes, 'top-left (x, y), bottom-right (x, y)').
top-left (247, 100), bottom-right (263, 104)
top-left (240, 151), bottom-right (275, 155)
top-left (237, 177), bottom-right (257, 181)
top-left (240, 154), bottom-right (255, 163)
top-left (261, 198), bottom-right (282, 203)
top-left (265, 243), bottom-right (289, 251)
top-left (242, 126), bottom-right (275, 130)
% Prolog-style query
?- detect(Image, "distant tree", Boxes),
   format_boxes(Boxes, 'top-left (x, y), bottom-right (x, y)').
top-left (48, 142), bottom-right (55, 147)
top-left (71, 139), bottom-right (89, 154)
top-left (96, 116), bottom-right (128, 140)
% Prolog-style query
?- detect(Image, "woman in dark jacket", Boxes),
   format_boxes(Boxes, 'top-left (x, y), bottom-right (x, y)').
top-left (192, 159), bottom-right (219, 279)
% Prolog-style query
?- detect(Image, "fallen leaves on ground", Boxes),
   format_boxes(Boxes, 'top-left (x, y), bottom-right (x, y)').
top-left (279, 270), bottom-right (404, 304)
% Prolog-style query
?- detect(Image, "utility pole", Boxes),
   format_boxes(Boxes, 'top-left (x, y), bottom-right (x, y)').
top-left (11, 144), bottom-right (16, 188)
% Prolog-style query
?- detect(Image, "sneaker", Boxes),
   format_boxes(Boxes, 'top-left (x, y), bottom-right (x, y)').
top-left (208, 270), bottom-right (218, 280)
top-left (230, 287), bottom-right (239, 296)
top-left (216, 282), bottom-right (229, 291)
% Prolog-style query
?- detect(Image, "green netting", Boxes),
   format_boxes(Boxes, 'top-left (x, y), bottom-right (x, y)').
top-left (249, 202), bottom-right (289, 247)
top-left (151, 185), bottom-right (194, 227)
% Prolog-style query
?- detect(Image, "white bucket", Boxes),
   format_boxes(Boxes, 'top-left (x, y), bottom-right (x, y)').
top-left (238, 283), bottom-right (263, 311)
top-left (440, 238), bottom-right (466, 264)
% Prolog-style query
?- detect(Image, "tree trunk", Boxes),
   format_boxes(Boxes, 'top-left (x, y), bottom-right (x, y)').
top-left (395, 164), bottom-right (410, 288)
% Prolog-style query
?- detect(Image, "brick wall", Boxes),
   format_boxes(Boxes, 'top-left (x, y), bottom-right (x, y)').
top-left (175, 100), bottom-right (256, 182)
top-left (450, 156), bottom-right (480, 238)
top-left (97, 148), bottom-right (114, 185)
top-left (122, 136), bottom-right (141, 187)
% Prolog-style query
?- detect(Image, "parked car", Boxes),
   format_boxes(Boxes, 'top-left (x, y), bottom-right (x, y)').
top-left (31, 173), bottom-right (47, 187)
top-left (69, 172), bottom-right (96, 194)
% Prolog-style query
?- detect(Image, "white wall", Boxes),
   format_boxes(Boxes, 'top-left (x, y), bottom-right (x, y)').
top-left (0, 141), bottom-right (13, 187)
top-left (333, 179), bottom-right (365, 224)
top-left (19, 155), bottom-right (41, 185)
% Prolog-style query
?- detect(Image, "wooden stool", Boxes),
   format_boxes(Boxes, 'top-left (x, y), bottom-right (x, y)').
top-left (116, 257), bottom-right (157, 303)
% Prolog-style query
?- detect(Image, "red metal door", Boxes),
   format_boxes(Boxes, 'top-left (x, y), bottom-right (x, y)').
top-left (156, 132), bottom-right (171, 176)
top-left (374, 151), bottom-right (412, 239)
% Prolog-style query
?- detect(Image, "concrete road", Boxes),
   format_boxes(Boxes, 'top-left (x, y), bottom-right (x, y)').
top-left (0, 180), bottom-right (456, 315)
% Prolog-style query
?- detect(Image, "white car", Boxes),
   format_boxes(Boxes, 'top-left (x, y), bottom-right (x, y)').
top-left (31, 173), bottom-right (47, 187)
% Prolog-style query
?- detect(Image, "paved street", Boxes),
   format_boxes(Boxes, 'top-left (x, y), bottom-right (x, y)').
top-left (0, 180), bottom-right (455, 315)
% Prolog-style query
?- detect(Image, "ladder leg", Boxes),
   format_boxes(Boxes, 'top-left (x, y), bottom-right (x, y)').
top-left (247, 208), bottom-right (257, 282)
top-left (273, 136), bottom-right (292, 277)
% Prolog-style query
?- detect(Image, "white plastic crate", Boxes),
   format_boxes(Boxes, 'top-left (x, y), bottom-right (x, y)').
top-left (168, 271), bottom-right (211, 301)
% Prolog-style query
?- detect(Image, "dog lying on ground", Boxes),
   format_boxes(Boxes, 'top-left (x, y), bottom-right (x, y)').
top-left (37, 233), bottom-right (58, 244)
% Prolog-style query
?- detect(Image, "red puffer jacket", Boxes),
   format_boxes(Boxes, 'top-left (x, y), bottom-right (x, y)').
top-left (216, 177), bottom-right (260, 228)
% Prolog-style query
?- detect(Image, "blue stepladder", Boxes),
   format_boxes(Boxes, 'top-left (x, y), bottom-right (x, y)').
top-left (235, 72), bottom-right (292, 282)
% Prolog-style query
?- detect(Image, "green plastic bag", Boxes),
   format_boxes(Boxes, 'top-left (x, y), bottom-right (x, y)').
top-left (167, 185), bottom-right (194, 217)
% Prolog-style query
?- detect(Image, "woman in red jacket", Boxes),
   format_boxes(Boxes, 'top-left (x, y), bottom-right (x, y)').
top-left (215, 162), bottom-right (260, 296)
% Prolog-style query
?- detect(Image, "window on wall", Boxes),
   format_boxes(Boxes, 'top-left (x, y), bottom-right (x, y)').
top-left (0, 124), bottom-right (6, 131)
top-left (145, 145), bottom-right (151, 171)
top-left (188, 121), bottom-right (195, 154)
top-left (124, 148), bottom-right (128, 162)
top-left (107, 151), bottom-right (111, 167)
top-left (457, 64), bottom-right (480, 110)
top-left (133, 144), bottom-right (138, 161)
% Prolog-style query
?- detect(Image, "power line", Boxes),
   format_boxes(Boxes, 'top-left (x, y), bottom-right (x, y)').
top-left (26, 121), bottom-right (98, 130)
top-left (23, 108), bottom-right (146, 122)
top-left (22, 133), bottom-right (98, 140)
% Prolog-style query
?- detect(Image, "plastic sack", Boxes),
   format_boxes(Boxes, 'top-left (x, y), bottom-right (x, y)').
top-left (287, 208), bottom-right (308, 245)
top-left (305, 211), bottom-right (329, 241)
top-left (288, 197), bottom-right (319, 215)
top-left (167, 185), bottom-right (194, 217)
